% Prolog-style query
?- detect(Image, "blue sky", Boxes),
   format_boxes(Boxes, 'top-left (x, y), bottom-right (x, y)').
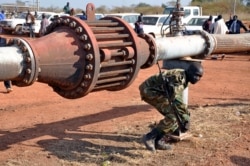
top-left (1, 0), bottom-right (191, 9)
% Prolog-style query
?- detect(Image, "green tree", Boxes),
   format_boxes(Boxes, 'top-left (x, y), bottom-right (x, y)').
top-left (96, 5), bottom-right (109, 14)
top-left (136, 3), bottom-right (151, 7)
top-left (16, 0), bottom-right (25, 6)
top-left (166, 1), bottom-right (177, 6)
top-left (245, 0), bottom-right (250, 5)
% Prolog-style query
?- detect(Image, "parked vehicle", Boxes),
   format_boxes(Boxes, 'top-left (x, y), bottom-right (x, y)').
top-left (105, 13), bottom-right (140, 28)
top-left (142, 14), bottom-right (171, 38)
top-left (21, 12), bottom-right (68, 36)
top-left (163, 6), bottom-right (202, 24)
top-left (74, 13), bottom-right (105, 20)
top-left (95, 13), bottom-right (105, 20)
top-left (184, 15), bottom-right (216, 35)
top-left (0, 11), bottom-right (42, 35)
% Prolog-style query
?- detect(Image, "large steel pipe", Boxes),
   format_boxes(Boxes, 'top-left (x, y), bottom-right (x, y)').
top-left (0, 16), bottom-right (156, 99)
top-left (0, 46), bottom-right (25, 80)
top-left (156, 34), bottom-right (210, 61)
top-left (156, 31), bottom-right (250, 61)
top-left (0, 38), bottom-right (39, 86)
top-left (211, 34), bottom-right (250, 54)
top-left (0, 16), bottom-right (250, 99)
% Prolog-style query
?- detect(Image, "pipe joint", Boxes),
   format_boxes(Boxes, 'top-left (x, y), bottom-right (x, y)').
top-left (8, 38), bottom-right (39, 87)
top-left (197, 30), bottom-right (215, 58)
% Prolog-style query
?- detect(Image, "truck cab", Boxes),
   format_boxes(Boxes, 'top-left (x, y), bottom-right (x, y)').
top-left (163, 6), bottom-right (202, 24)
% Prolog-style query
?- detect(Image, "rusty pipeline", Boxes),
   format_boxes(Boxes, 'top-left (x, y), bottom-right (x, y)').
top-left (0, 16), bottom-right (157, 99)
top-left (0, 15), bottom-right (250, 99)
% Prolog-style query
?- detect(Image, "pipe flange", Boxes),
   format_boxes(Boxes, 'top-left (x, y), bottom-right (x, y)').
top-left (198, 30), bottom-right (215, 58)
top-left (96, 16), bottom-right (143, 91)
top-left (45, 16), bottom-right (100, 99)
top-left (139, 33), bottom-right (157, 69)
top-left (7, 38), bottom-right (39, 86)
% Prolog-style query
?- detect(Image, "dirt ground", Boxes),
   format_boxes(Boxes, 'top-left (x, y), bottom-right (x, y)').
top-left (0, 34), bottom-right (249, 166)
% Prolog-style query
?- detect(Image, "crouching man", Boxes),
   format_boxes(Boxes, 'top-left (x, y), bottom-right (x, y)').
top-left (139, 62), bottom-right (204, 152)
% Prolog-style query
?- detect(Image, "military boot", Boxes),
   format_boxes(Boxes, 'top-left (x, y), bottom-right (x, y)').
top-left (155, 132), bottom-right (172, 150)
top-left (142, 128), bottom-right (159, 152)
top-left (156, 138), bottom-right (172, 150)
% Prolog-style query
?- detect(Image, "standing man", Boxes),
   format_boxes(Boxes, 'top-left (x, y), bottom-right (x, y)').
top-left (213, 15), bottom-right (228, 34)
top-left (202, 15), bottom-right (213, 33)
top-left (63, 2), bottom-right (70, 15)
top-left (0, 10), bottom-right (5, 20)
top-left (70, 8), bottom-right (75, 16)
top-left (211, 15), bottom-right (228, 60)
top-left (25, 10), bottom-right (35, 38)
top-left (134, 13), bottom-right (144, 34)
top-left (79, 11), bottom-right (87, 20)
top-left (139, 62), bottom-right (204, 152)
top-left (0, 10), bottom-right (5, 33)
top-left (39, 13), bottom-right (49, 36)
top-left (228, 15), bottom-right (248, 34)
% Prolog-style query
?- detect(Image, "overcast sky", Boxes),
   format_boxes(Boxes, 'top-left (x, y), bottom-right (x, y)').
top-left (1, 0), bottom-right (191, 9)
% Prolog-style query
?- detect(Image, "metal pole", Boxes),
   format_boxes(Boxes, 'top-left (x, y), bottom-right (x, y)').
top-left (233, 0), bottom-right (236, 15)
top-left (37, 0), bottom-right (39, 11)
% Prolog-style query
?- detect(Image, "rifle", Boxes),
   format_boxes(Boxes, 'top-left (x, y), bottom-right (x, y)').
top-left (156, 61), bottom-right (186, 132)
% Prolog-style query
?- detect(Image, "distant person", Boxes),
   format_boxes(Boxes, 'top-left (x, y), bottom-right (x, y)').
top-left (63, 2), bottom-right (70, 15)
top-left (0, 10), bottom-right (5, 20)
top-left (39, 13), bottom-right (49, 36)
top-left (228, 15), bottom-right (248, 34)
top-left (25, 10), bottom-right (35, 38)
top-left (213, 15), bottom-right (228, 34)
top-left (212, 15), bottom-right (228, 60)
top-left (10, 12), bottom-right (15, 19)
top-left (70, 8), bottom-right (75, 16)
top-left (202, 15), bottom-right (213, 33)
top-left (225, 13), bottom-right (233, 29)
top-left (210, 17), bottom-right (217, 34)
top-left (134, 13), bottom-right (144, 34)
top-left (0, 10), bottom-right (5, 33)
top-left (34, 11), bottom-right (38, 18)
top-left (79, 11), bottom-right (87, 20)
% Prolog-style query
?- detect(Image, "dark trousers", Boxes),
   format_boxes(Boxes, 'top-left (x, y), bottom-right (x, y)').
top-left (28, 23), bottom-right (35, 38)
top-left (4, 81), bottom-right (12, 89)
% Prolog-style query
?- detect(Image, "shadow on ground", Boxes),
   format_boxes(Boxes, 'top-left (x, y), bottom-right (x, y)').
top-left (0, 104), bottom-right (151, 152)
top-left (37, 131), bottom-right (143, 164)
top-left (230, 155), bottom-right (250, 166)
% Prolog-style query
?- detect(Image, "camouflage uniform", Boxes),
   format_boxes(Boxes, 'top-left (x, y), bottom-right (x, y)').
top-left (139, 69), bottom-right (190, 134)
